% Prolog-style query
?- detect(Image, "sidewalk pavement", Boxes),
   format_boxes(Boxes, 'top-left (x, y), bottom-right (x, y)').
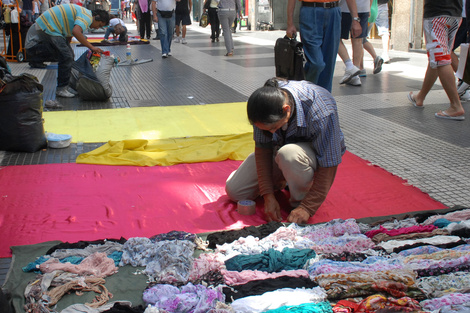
top-left (1, 19), bottom-right (469, 210)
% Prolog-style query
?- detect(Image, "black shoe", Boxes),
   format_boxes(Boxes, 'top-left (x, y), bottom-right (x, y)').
top-left (29, 62), bottom-right (47, 69)
top-left (153, 36), bottom-right (160, 40)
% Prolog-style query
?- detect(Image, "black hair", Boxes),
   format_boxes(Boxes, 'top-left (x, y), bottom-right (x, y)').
top-left (247, 77), bottom-right (292, 125)
top-left (92, 9), bottom-right (110, 25)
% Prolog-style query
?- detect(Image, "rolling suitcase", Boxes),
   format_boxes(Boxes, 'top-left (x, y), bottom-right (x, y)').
top-left (274, 35), bottom-right (305, 80)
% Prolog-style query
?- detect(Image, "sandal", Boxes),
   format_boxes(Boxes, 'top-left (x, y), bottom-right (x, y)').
top-left (225, 52), bottom-right (233, 57)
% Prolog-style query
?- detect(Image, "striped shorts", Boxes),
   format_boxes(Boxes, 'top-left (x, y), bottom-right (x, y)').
top-left (423, 16), bottom-right (462, 68)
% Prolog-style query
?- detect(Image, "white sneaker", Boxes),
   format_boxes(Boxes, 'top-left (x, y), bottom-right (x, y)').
top-left (56, 87), bottom-right (75, 98)
top-left (373, 56), bottom-right (384, 74)
top-left (168, 52), bottom-right (172, 56)
top-left (339, 65), bottom-right (360, 84)
top-left (181, 38), bottom-right (187, 44)
top-left (461, 90), bottom-right (470, 101)
top-left (457, 81), bottom-right (469, 96)
top-left (347, 76), bottom-right (362, 86)
top-left (67, 86), bottom-right (78, 95)
top-left (174, 37), bottom-right (180, 43)
top-left (162, 53), bottom-right (168, 58)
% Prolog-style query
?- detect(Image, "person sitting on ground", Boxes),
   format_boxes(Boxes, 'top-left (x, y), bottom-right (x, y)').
top-left (25, 4), bottom-right (110, 98)
top-left (225, 78), bottom-right (346, 224)
top-left (104, 17), bottom-right (128, 42)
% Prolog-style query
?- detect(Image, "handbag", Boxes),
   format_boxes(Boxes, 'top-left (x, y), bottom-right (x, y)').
top-left (199, 12), bottom-right (209, 28)
top-left (274, 35), bottom-right (305, 80)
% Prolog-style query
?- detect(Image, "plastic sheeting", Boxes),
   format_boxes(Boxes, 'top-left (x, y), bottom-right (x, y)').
top-left (0, 152), bottom-right (447, 258)
top-left (76, 133), bottom-right (255, 166)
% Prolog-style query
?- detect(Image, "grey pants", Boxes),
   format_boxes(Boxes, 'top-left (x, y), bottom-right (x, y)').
top-left (225, 142), bottom-right (318, 207)
top-left (218, 10), bottom-right (236, 54)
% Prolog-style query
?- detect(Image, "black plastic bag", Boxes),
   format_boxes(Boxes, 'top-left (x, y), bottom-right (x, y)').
top-left (0, 73), bottom-right (47, 152)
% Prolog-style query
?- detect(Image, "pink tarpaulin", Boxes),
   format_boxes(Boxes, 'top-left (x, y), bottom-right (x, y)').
top-left (0, 152), bottom-right (446, 257)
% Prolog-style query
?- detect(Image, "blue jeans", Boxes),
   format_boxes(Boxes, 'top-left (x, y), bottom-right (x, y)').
top-left (299, 6), bottom-right (341, 92)
top-left (157, 12), bottom-right (175, 55)
top-left (22, 9), bottom-right (33, 23)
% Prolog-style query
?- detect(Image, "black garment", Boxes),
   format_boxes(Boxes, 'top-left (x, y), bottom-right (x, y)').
top-left (101, 303), bottom-right (146, 313)
top-left (23, 0), bottom-right (33, 10)
top-left (223, 276), bottom-right (318, 302)
top-left (208, 7), bottom-right (220, 40)
top-left (137, 0), bottom-right (152, 39)
top-left (206, 221), bottom-right (283, 249)
top-left (45, 237), bottom-right (127, 255)
top-left (176, 0), bottom-right (189, 14)
top-left (0, 289), bottom-right (14, 313)
top-left (377, 0), bottom-right (389, 5)
top-left (424, 0), bottom-right (462, 19)
top-left (139, 11), bottom-right (152, 39)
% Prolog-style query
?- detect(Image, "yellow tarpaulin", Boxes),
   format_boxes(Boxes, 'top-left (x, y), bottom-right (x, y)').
top-left (76, 133), bottom-right (255, 166)
top-left (42, 102), bottom-right (251, 143)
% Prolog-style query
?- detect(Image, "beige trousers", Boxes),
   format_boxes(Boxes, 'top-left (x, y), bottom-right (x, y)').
top-left (225, 142), bottom-right (318, 206)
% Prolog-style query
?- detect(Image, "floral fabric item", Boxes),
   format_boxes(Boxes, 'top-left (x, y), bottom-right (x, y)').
top-left (143, 283), bottom-right (225, 313)
top-left (420, 293), bottom-right (470, 311)
top-left (417, 271), bottom-right (470, 298)
top-left (307, 256), bottom-right (403, 276)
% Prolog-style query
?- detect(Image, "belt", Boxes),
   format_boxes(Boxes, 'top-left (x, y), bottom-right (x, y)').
top-left (218, 8), bottom-right (235, 11)
top-left (302, 1), bottom-right (339, 8)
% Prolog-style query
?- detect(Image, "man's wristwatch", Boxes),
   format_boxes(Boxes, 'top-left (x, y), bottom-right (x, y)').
top-left (353, 17), bottom-right (361, 22)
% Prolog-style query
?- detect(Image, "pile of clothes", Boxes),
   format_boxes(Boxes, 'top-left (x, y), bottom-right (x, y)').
top-left (19, 207), bottom-right (470, 312)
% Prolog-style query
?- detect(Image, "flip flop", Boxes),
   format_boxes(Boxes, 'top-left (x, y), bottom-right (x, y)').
top-left (407, 92), bottom-right (423, 108)
top-left (435, 110), bottom-right (465, 121)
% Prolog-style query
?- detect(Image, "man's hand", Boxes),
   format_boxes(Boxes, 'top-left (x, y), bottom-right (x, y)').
top-left (91, 46), bottom-right (104, 54)
top-left (263, 193), bottom-right (282, 222)
top-left (350, 20), bottom-right (362, 38)
top-left (285, 25), bottom-right (297, 39)
top-left (287, 207), bottom-right (310, 224)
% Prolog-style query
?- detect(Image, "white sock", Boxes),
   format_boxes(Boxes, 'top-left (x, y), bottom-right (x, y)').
top-left (344, 59), bottom-right (354, 70)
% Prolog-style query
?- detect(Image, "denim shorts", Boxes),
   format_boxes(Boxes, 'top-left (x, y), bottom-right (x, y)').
top-left (341, 12), bottom-right (370, 39)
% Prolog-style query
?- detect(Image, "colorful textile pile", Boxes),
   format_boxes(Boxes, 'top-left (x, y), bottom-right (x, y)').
top-left (15, 207), bottom-right (470, 312)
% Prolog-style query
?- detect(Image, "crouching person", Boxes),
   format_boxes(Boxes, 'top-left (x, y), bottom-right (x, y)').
top-left (104, 17), bottom-right (128, 42)
top-left (25, 4), bottom-right (110, 97)
top-left (225, 78), bottom-right (346, 224)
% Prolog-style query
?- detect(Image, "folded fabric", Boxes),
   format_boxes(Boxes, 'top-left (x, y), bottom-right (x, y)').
top-left (76, 133), bottom-right (255, 166)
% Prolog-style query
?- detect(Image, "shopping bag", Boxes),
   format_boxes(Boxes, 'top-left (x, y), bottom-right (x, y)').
top-left (199, 12), bottom-right (208, 28)
top-left (274, 35), bottom-right (305, 80)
